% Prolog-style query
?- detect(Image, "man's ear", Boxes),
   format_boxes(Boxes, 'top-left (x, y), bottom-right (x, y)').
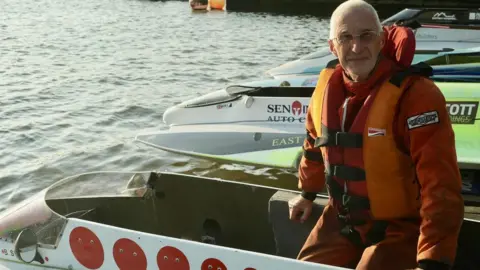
top-left (379, 30), bottom-right (386, 49)
top-left (328, 40), bottom-right (338, 57)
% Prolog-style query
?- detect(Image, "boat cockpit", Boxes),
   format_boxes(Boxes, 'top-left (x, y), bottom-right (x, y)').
top-left (1, 171), bottom-right (480, 269)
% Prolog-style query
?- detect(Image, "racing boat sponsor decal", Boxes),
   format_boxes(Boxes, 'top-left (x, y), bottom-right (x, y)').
top-left (272, 135), bottom-right (304, 146)
top-left (446, 101), bottom-right (479, 124)
top-left (137, 131), bottom-right (306, 156)
top-left (432, 12), bottom-right (456, 21)
top-left (267, 116), bottom-right (306, 123)
top-left (367, 128), bottom-right (385, 137)
top-left (469, 12), bottom-right (480, 20)
top-left (407, 111), bottom-right (439, 130)
top-left (267, 100), bottom-right (308, 123)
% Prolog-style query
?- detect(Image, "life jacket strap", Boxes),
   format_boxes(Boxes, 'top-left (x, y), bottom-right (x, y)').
top-left (314, 125), bottom-right (362, 148)
top-left (325, 174), bottom-right (370, 212)
top-left (389, 61), bottom-right (433, 87)
top-left (302, 147), bottom-right (324, 163)
top-left (306, 130), bottom-right (315, 145)
top-left (304, 131), bottom-right (324, 163)
top-left (314, 131), bottom-right (363, 148)
top-left (328, 164), bottom-right (366, 181)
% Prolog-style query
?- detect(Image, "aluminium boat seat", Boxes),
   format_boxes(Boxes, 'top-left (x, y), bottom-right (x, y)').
top-left (268, 190), bottom-right (327, 259)
top-left (268, 190), bottom-right (480, 270)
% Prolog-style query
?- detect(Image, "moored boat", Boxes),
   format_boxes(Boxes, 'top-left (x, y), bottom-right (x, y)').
top-left (0, 171), bottom-right (479, 269)
top-left (266, 7), bottom-right (480, 79)
top-left (190, 0), bottom-right (226, 11)
top-left (135, 68), bottom-right (480, 172)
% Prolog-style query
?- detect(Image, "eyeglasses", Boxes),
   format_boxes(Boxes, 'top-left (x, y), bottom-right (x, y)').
top-left (333, 31), bottom-right (380, 45)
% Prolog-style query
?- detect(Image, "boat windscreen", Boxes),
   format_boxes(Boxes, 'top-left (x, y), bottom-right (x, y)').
top-left (180, 89), bottom-right (242, 108)
top-left (297, 47), bottom-right (332, 61)
top-left (381, 8), bottom-right (422, 26)
top-left (225, 85), bottom-right (260, 96)
top-left (45, 172), bottom-right (153, 200)
top-left (0, 189), bottom-right (65, 247)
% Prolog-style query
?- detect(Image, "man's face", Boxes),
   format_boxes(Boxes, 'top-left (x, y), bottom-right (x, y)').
top-left (328, 9), bottom-right (385, 81)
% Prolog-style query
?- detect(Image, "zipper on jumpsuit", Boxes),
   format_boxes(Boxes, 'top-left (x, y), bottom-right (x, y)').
top-left (341, 97), bottom-right (350, 195)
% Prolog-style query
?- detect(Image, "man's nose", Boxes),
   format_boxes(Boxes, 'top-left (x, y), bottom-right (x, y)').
top-left (350, 39), bottom-right (364, 53)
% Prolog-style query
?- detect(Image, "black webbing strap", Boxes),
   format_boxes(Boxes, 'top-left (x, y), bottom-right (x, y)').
top-left (326, 171), bottom-right (389, 248)
top-left (328, 164), bottom-right (366, 181)
top-left (304, 131), bottom-right (324, 163)
top-left (303, 147), bottom-right (324, 163)
top-left (314, 125), bottom-right (362, 148)
top-left (389, 62), bottom-right (433, 87)
top-left (325, 174), bottom-right (370, 212)
top-left (306, 131), bottom-right (315, 145)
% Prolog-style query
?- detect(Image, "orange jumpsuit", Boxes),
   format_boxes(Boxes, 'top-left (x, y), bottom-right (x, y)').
top-left (296, 51), bottom-right (464, 269)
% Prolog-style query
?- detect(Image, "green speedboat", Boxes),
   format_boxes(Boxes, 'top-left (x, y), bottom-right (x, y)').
top-left (135, 44), bottom-right (480, 197)
top-left (135, 72), bottom-right (479, 195)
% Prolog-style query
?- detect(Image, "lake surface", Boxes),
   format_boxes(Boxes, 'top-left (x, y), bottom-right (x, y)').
top-left (0, 0), bottom-right (330, 211)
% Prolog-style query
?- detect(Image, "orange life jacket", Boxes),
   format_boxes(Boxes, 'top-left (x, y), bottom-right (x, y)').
top-left (310, 60), bottom-right (433, 221)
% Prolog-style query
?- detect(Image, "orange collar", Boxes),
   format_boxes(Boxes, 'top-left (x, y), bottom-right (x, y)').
top-left (341, 57), bottom-right (397, 100)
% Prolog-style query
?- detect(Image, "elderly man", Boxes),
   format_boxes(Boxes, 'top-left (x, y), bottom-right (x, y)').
top-left (288, 0), bottom-right (464, 269)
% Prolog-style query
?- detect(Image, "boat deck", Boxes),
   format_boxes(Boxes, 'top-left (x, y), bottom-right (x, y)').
top-left (465, 205), bottom-right (480, 220)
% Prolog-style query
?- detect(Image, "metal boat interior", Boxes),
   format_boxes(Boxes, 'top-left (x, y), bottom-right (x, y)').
top-left (1, 171), bottom-right (479, 269)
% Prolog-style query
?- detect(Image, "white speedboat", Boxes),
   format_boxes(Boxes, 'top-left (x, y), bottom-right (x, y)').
top-left (0, 171), bottom-right (479, 269)
top-left (266, 7), bottom-right (480, 79)
top-left (135, 65), bottom-right (480, 171)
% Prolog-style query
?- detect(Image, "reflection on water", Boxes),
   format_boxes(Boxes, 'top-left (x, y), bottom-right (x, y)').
top-left (0, 0), bottom-right (327, 211)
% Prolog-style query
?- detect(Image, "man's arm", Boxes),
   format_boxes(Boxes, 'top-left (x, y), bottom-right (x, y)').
top-left (397, 77), bottom-right (464, 268)
top-left (297, 100), bottom-right (326, 200)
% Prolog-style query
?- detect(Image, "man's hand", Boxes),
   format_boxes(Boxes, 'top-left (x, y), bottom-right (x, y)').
top-left (288, 195), bottom-right (313, 223)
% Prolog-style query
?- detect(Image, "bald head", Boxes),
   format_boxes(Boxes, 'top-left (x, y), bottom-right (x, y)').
top-left (327, 0), bottom-right (385, 81)
top-left (329, 0), bottom-right (382, 39)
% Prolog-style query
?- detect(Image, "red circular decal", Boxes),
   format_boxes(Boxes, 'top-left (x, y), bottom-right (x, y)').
top-left (245, 268), bottom-right (256, 270)
top-left (291, 100), bottom-right (302, 116)
top-left (113, 238), bottom-right (147, 270)
top-left (157, 246), bottom-right (190, 270)
top-left (201, 258), bottom-right (227, 270)
top-left (69, 227), bottom-right (104, 269)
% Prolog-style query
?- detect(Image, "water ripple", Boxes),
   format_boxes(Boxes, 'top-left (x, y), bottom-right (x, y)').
top-left (0, 0), bottom-right (327, 210)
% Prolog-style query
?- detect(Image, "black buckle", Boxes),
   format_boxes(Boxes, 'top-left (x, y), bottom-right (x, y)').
top-left (314, 125), bottom-right (363, 148)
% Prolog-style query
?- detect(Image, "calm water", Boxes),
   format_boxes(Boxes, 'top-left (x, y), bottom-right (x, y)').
top-left (0, 0), bottom-right (330, 211)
